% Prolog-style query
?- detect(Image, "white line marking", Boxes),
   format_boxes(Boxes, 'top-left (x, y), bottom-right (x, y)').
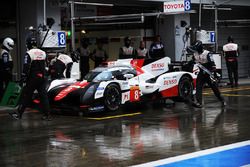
top-left (131, 140), bottom-right (250, 167)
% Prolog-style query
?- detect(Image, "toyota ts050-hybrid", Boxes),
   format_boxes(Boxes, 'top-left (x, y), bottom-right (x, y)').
top-left (47, 57), bottom-right (197, 113)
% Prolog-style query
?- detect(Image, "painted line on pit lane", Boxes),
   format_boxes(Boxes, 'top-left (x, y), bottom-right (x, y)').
top-left (204, 92), bottom-right (250, 97)
top-left (131, 140), bottom-right (250, 167)
top-left (221, 93), bottom-right (250, 97)
top-left (86, 112), bottom-right (142, 120)
top-left (204, 86), bottom-right (250, 94)
top-left (204, 87), bottom-right (250, 96)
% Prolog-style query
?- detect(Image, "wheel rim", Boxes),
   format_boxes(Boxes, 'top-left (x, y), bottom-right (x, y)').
top-left (180, 80), bottom-right (192, 98)
top-left (105, 86), bottom-right (121, 110)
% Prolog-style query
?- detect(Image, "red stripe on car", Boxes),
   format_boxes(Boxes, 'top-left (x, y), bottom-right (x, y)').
top-left (33, 99), bottom-right (40, 104)
top-left (160, 85), bottom-right (179, 97)
top-left (54, 81), bottom-right (89, 101)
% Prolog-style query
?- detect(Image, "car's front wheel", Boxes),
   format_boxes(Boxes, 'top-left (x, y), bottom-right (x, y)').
top-left (104, 84), bottom-right (121, 111)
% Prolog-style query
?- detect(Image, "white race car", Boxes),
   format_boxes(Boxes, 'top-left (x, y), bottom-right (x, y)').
top-left (47, 57), bottom-right (197, 113)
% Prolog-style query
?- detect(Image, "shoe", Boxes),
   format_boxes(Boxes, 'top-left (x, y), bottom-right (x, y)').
top-left (192, 102), bottom-right (203, 108)
top-left (41, 114), bottom-right (53, 121)
top-left (221, 101), bottom-right (226, 107)
top-left (9, 111), bottom-right (21, 120)
top-left (235, 83), bottom-right (239, 87)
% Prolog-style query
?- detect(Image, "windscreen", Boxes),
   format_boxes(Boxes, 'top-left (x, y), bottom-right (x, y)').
top-left (84, 71), bottom-right (113, 82)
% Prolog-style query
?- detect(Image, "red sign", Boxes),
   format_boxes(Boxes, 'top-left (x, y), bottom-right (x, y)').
top-left (130, 86), bottom-right (140, 102)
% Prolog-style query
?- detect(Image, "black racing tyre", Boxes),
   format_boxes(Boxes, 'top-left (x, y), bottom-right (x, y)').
top-left (178, 75), bottom-right (193, 101)
top-left (104, 84), bottom-right (121, 111)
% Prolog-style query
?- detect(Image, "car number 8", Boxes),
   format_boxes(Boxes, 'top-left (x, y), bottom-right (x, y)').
top-left (134, 90), bottom-right (139, 100)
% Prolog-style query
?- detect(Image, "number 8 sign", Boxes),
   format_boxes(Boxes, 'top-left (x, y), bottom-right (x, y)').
top-left (58, 32), bottom-right (66, 46)
top-left (184, 0), bottom-right (191, 11)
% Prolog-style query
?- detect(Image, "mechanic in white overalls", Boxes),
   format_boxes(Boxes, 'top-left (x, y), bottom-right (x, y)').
top-left (189, 40), bottom-right (226, 108)
top-left (119, 36), bottom-right (137, 59)
top-left (49, 52), bottom-right (79, 80)
top-left (136, 41), bottom-right (149, 59)
top-left (0, 37), bottom-right (14, 100)
top-left (10, 37), bottom-right (51, 121)
top-left (223, 36), bottom-right (239, 87)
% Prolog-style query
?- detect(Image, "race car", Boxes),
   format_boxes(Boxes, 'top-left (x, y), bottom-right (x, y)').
top-left (47, 57), bottom-right (197, 113)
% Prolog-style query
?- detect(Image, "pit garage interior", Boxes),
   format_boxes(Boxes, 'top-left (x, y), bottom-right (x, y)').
top-left (1, 0), bottom-right (250, 167)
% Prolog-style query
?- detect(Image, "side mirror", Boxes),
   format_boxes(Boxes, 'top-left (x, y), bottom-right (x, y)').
top-left (123, 74), bottom-right (134, 79)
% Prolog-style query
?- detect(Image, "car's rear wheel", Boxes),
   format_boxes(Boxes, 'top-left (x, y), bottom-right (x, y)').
top-left (104, 84), bottom-right (121, 111)
top-left (178, 75), bottom-right (193, 101)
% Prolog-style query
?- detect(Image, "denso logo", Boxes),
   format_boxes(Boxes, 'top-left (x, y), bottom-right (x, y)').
top-left (152, 63), bottom-right (164, 69)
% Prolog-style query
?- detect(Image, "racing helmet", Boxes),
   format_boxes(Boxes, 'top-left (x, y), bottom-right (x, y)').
top-left (189, 40), bottom-right (203, 54)
top-left (3, 37), bottom-right (14, 50)
top-left (227, 36), bottom-right (234, 43)
top-left (26, 37), bottom-right (37, 50)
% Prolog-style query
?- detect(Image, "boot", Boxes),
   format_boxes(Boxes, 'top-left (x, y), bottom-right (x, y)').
top-left (41, 113), bottom-right (53, 121)
top-left (9, 105), bottom-right (24, 120)
top-left (192, 102), bottom-right (203, 108)
top-left (221, 100), bottom-right (227, 107)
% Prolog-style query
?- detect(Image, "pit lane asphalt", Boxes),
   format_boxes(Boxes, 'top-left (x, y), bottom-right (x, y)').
top-left (1, 84), bottom-right (250, 167)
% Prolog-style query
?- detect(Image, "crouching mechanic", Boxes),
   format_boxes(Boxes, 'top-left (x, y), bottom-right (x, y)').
top-left (189, 41), bottom-right (226, 108)
top-left (49, 52), bottom-right (79, 80)
top-left (10, 37), bottom-right (52, 120)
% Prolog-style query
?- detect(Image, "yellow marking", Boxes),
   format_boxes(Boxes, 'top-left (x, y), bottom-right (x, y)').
top-left (204, 86), bottom-right (250, 95)
top-left (0, 113), bottom-right (8, 117)
top-left (86, 112), bottom-right (142, 120)
top-left (221, 93), bottom-right (250, 97)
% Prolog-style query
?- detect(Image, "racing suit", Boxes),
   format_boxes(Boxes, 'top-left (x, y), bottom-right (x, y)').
top-left (119, 46), bottom-right (137, 59)
top-left (50, 53), bottom-right (73, 80)
top-left (17, 48), bottom-right (51, 119)
top-left (0, 47), bottom-right (13, 100)
top-left (194, 50), bottom-right (225, 106)
top-left (149, 42), bottom-right (165, 59)
top-left (223, 42), bottom-right (239, 87)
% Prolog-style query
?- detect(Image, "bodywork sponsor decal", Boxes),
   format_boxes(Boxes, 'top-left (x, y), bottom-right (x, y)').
top-left (122, 91), bottom-right (130, 104)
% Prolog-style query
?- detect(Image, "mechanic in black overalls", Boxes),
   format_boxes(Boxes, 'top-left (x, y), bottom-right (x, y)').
top-left (10, 37), bottom-right (52, 120)
top-left (189, 41), bottom-right (226, 108)
top-left (77, 38), bottom-right (90, 80)
top-left (0, 37), bottom-right (14, 101)
top-left (119, 36), bottom-right (137, 59)
top-left (91, 39), bottom-right (108, 67)
top-left (149, 35), bottom-right (165, 59)
top-left (49, 52), bottom-right (79, 80)
top-left (223, 36), bottom-right (239, 87)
